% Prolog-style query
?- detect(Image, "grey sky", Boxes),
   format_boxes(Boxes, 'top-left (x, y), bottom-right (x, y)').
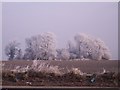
top-left (0, 3), bottom-right (2, 60)
top-left (2, 2), bottom-right (118, 60)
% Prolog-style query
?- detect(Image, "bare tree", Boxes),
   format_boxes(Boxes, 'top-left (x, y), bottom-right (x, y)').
top-left (56, 49), bottom-right (70, 60)
top-left (15, 49), bottom-right (22, 60)
top-left (67, 41), bottom-right (77, 59)
top-left (5, 41), bottom-right (21, 60)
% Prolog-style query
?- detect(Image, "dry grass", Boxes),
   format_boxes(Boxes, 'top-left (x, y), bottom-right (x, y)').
top-left (1, 60), bottom-right (119, 87)
top-left (2, 70), bottom-right (119, 87)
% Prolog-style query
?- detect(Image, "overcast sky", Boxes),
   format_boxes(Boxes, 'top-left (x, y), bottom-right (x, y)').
top-left (2, 2), bottom-right (118, 60)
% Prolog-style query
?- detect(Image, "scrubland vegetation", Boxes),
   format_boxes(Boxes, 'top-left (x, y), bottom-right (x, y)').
top-left (2, 60), bottom-right (119, 87)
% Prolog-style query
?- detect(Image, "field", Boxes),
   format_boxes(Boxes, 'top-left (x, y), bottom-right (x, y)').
top-left (2, 60), bottom-right (118, 73)
top-left (1, 60), bottom-right (119, 87)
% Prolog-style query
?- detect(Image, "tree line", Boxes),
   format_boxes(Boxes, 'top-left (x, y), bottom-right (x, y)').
top-left (5, 32), bottom-right (111, 60)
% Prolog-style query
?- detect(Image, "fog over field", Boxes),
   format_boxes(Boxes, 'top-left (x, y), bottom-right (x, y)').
top-left (2, 2), bottom-right (118, 60)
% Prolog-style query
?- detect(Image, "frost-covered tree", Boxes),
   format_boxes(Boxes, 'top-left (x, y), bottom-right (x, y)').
top-left (5, 41), bottom-right (22, 60)
top-left (40, 32), bottom-right (56, 60)
top-left (73, 33), bottom-right (111, 60)
top-left (56, 49), bottom-right (70, 60)
top-left (67, 41), bottom-right (77, 59)
top-left (94, 38), bottom-right (111, 60)
top-left (24, 32), bottom-right (56, 60)
top-left (15, 49), bottom-right (22, 60)
top-left (23, 36), bottom-right (39, 60)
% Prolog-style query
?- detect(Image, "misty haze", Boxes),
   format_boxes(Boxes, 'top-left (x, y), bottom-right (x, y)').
top-left (2, 2), bottom-right (118, 60)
